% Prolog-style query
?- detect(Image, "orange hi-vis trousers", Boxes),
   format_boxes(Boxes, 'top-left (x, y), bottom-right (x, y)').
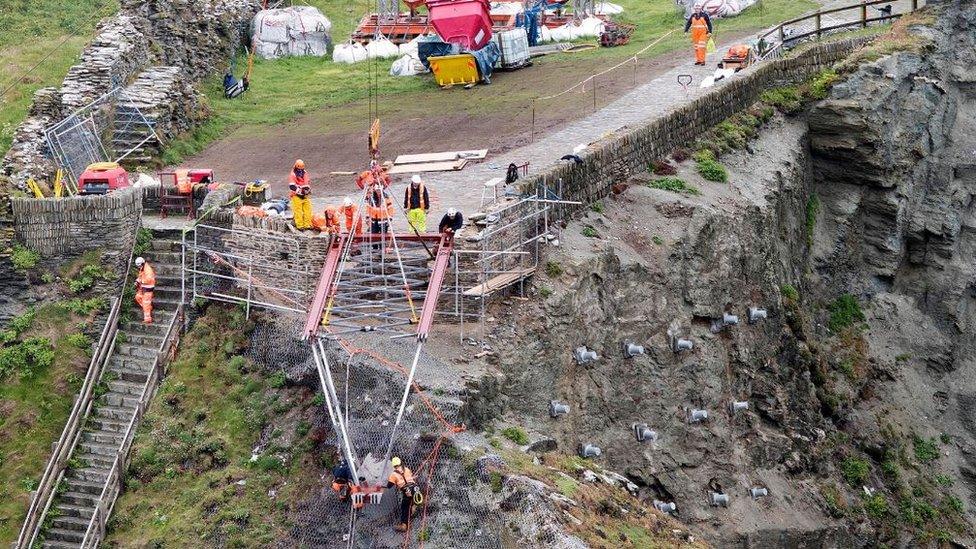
top-left (690, 17), bottom-right (709, 64)
top-left (135, 288), bottom-right (153, 323)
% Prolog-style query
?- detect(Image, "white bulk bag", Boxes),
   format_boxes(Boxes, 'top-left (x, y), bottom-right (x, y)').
top-left (550, 24), bottom-right (576, 41)
top-left (290, 5), bottom-right (333, 35)
top-left (398, 35), bottom-right (422, 57)
top-left (333, 42), bottom-right (368, 64)
top-left (537, 25), bottom-right (553, 43)
top-left (366, 37), bottom-right (400, 59)
top-left (390, 54), bottom-right (425, 76)
top-left (255, 11), bottom-right (291, 43)
top-left (578, 17), bottom-right (606, 37)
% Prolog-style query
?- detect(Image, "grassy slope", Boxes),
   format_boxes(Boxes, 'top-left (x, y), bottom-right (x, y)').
top-left (0, 251), bottom-right (114, 546)
top-left (0, 0), bottom-right (119, 157)
top-left (161, 0), bottom-right (816, 164)
top-left (105, 305), bottom-right (325, 547)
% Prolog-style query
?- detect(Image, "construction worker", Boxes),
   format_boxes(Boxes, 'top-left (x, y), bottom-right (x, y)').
top-left (403, 174), bottom-right (430, 233)
top-left (438, 208), bottom-right (463, 238)
top-left (340, 197), bottom-right (363, 235)
top-left (331, 459), bottom-right (354, 502)
top-left (350, 477), bottom-right (368, 510)
top-left (289, 159), bottom-right (312, 230)
top-left (134, 257), bottom-right (155, 324)
top-left (312, 206), bottom-right (341, 234)
top-left (684, 3), bottom-right (713, 66)
top-left (386, 456), bottom-right (420, 532)
top-left (367, 187), bottom-right (395, 250)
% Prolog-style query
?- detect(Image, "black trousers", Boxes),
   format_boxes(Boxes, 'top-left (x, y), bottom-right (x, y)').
top-left (399, 495), bottom-right (412, 524)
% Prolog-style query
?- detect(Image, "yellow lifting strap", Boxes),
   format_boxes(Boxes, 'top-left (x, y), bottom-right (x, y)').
top-left (26, 178), bottom-right (44, 198)
top-left (53, 169), bottom-right (64, 198)
top-left (368, 119), bottom-right (381, 158)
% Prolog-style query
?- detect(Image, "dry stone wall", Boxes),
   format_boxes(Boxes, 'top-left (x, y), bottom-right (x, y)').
top-left (9, 188), bottom-right (142, 276)
top-left (517, 38), bottom-right (870, 212)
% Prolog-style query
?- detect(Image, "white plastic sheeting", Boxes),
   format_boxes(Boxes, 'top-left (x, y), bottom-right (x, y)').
top-left (594, 2), bottom-right (624, 15)
top-left (333, 42), bottom-right (368, 64)
top-left (680, 0), bottom-right (758, 18)
top-left (538, 25), bottom-right (553, 43)
top-left (390, 54), bottom-right (427, 76)
top-left (489, 2), bottom-right (525, 15)
top-left (550, 16), bottom-right (605, 41)
top-left (253, 6), bottom-right (332, 60)
top-left (366, 37), bottom-right (400, 59)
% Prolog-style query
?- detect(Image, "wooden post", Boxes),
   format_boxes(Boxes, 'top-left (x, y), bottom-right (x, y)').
top-left (777, 24), bottom-right (784, 44)
top-left (861, 1), bottom-right (868, 28)
top-left (912, 0), bottom-right (918, 10)
top-left (815, 11), bottom-right (822, 38)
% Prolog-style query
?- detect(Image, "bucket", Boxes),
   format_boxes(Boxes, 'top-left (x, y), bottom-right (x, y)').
top-left (425, 0), bottom-right (492, 50)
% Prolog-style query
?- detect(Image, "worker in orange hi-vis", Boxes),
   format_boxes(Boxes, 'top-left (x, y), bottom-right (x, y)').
top-left (340, 197), bottom-right (363, 235)
top-left (684, 2), bottom-right (713, 66)
top-left (134, 256), bottom-right (156, 324)
top-left (289, 159), bottom-right (313, 230)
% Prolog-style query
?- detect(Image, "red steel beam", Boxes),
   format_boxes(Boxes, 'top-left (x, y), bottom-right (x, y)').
top-left (347, 233), bottom-right (444, 244)
top-left (303, 234), bottom-right (348, 339)
top-left (416, 234), bottom-right (454, 342)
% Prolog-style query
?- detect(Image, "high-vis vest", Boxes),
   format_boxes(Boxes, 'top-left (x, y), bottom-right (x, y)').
top-left (406, 183), bottom-right (428, 210)
top-left (137, 264), bottom-right (156, 291)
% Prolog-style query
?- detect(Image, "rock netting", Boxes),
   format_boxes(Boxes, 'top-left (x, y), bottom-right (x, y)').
top-left (9, 187), bottom-right (142, 276)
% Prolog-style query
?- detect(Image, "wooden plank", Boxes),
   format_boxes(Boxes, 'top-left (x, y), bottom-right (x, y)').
top-left (394, 149), bottom-right (488, 165)
top-left (387, 159), bottom-right (467, 174)
top-left (464, 268), bottom-right (535, 297)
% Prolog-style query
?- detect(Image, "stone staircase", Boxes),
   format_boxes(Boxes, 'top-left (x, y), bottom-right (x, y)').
top-left (42, 237), bottom-right (182, 548)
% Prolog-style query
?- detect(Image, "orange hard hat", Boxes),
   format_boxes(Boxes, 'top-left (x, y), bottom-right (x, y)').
top-left (325, 205), bottom-right (337, 214)
top-left (294, 159), bottom-right (306, 169)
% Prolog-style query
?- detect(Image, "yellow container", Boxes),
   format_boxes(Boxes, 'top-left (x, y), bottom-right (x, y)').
top-left (428, 54), bottom-right (479, 87)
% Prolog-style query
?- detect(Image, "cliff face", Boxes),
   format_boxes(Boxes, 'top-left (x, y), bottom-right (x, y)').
top-left (475, 2), bottom-right (976, 545)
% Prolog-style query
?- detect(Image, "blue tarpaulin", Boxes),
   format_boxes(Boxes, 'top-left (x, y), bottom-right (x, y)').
top-left (470, 41), bottom-right (501, 83)
top-left (418, 39), bottom-right (459, 70)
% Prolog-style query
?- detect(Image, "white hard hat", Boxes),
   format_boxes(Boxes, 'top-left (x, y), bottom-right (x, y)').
top-left (343, 196), bottom-right (353, 207)
top-left (135, 257), bottom-right (145, 267)
top-left (447, 207), bottom-right (458, 217)
top-left (411, 174), bottom-right (422, 184)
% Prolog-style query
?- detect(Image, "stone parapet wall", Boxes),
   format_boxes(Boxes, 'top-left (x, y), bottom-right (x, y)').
top-left (517, 38), bottom-right (870, 211)
top-left (10, 188), bottom-right (142, 276)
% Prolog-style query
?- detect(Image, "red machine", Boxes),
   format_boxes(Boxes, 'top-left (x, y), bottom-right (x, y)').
top-left (425, 0), bottom-right (492, 50)
top-left (78, 162), bottom-right (130, 195)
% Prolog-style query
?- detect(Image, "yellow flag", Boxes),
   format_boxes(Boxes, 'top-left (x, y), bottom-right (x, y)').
top-left (706, 37), bottom-right (716, 54)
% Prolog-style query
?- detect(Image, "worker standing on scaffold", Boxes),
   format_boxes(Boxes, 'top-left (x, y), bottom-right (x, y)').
top-left (358, 162), bottom-right (394, 251)
top-left (330, 459), bottom-right (354, 502)
top-left (386, 456), bottom-right (422, 532)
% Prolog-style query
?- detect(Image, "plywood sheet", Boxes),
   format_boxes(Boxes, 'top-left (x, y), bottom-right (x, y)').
top-left (387, 160), bottom-right (467, 174)
top-left (394, 149), bottom-right (488, 165)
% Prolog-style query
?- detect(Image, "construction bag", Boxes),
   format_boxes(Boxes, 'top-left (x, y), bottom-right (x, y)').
top-left (706, 36), bottom-right (716, 54)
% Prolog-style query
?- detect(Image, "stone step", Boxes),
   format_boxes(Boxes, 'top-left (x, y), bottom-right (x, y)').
top-left (58, 490), bottom-right (98, 507)
top-left (101, 390), bottom-right (142, 409)
top-left (51, 514), bottom-right (95, 533)
top-left (104, 364), bottom-right (151, 384)
top-left (81, 429), bottom-right (124, 446)
top-left (55, 502), bottom-right (95, 519)
top-left (121, 331), bottom-right (165, 348)
top-left (150, 239), bottom-right (183, 252)
top-left (43, 539), bottom-right (83, 549)
top-left (93, 403), bottom-right (136, 422)
top-left (145, 251), bottom-right (181, 264)
top-left (114, 344), bottom-right (158, 361)
top-left (108, 379), bottom-right (147, 396)
top-left (74, 451), bottom-right (117, 470)
top-left (63, 478), bottom-right (105, 496)
top-left (44, 527), bottom-right (85, 544)
top-left (120, 320), bottom-right (170, 337)
top-left (89, 415), bottom-right (131, 434)
top-left (151, 286), bottom-right (183, 300)
top-left (68, 466), bottom-right (110, 484)
top-left (78, 440), bottom-right (121, 457)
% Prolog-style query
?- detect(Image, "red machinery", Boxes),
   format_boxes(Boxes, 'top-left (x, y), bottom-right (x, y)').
top-left (78, 162), bottom-right (130, 195)
top-left (425, 0), bottom-right (492, 50)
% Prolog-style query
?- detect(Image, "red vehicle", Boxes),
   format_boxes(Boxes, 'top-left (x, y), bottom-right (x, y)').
top-left (78, 162), bottom-right (130, 195)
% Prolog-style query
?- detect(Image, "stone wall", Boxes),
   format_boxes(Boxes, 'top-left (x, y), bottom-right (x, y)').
top-left (518, 38), bottom-right (870, 211)
top-left (10, 188), bottom-right (142, 276)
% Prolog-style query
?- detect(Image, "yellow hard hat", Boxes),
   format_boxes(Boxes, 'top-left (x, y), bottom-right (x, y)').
top-left (294, 159), bottom-right (306, 169)
top-left (391, 456), bottom-right (402, 467)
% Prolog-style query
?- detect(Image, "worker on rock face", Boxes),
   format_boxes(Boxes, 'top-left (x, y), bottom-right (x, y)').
top-left (134, 257), bottom-right (156, 324)
top-left (289, 159), bottom-right (312, 230)
top-left (404, 174), bottom-right (430, 233)
top-left (331, 459), bottom-right (354, 502)
top-left (386, 456), bottom-right (421, 532)
top-left (438, 208), bottom-right (463, 238)
top-left (684, 2), bottom-right (713, 66)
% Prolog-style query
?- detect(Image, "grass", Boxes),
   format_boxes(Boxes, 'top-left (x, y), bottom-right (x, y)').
top-left (696, 158), bottom-right (728, 183)
top-left (828, 294), bottom-right (865, 333)
top-left (0, 0), bottom-right (120, 157)
top-left (501, 426), bottom-right (529, 446)
top-left (806, 194), bottom-right (820, 246)
top-left (544, 261), bottom-right (563, 278)
top-left (106, 305), bottom-right (319, 546)
top-left (647, 177), bottom-right (699, 195)
top-left (160, 0), bottom-right (816, 165)
top-left (10, 245), bottom-right (39, 272)
top-left (0, 303), bottom-right (103, 546)
top-left (841, 455), bottom-right (869, 486)
top-left (913, 436), bottom-right (939, 463)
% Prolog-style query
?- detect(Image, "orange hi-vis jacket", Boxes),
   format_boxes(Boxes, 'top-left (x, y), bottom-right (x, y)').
top-left (342, 204), bottom-right (363, 234)
top-left (137, 263), bottom-right (156, 291)
top-left (289, 171), bottom-right (310, 198)
top-left (388, 466), bottom-right (415, 491)
top-left (368, 191), bottom-right (394, 221)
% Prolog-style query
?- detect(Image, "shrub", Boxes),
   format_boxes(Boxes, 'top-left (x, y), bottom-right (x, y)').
top-left (809, 70), bottom-right (840, 100)
top-left (489, 471), bottom-right (503, 493)
top-left (0, 337), bottom-right (55, 380)
top-left (501, 427), bottom-right (529, 445)
top-left (944, 495), bottom-right (964, 514)
top-left (671, 148), bottom-right (691, 162)
top-left (544, 261), bottom-right (563, 278)
top-left (865, 494), bottom-right (889, 520)
top-left (269, 371), bottom-right (287, 388)
top-left (9, 308), bottom-right (35, 335)
top-left (64, 333), bottom-right (92, 350)
top-left (133, 228), bottom-right (154, 256)
top-left (68, 276), bottom-right (96, 294)
top-left (581, 226), bottom-right (598, 238)
top-left (41, 273), bottom-right (55, 284)
top-left (781, 284), bottom-right (800, 303)
top-left (61, 297), bottom-right (108, 315)
top-left (761, 86), bottom-right (802, 114)
top-left (841, 456), bottom-right (870, 486)
top-left (935, 474), bottom-right (953, 486)
top-left (11, 245), bottom-right (40, 272)
top-left (692, 149), bottom-right (715, 163)
top-left (828, 294), bottom-right (865, 332)
top-left (539, 286), bottom-right (553, 298)
top-left (650, 159), bottom-right (677, 176)
top-left (652, 236), bottom-right (663, 245)
top-left (714, 120), bottom-right (748, 150)
top-left (696, 159), bottom-right (728, 183)
top-left (590, 201), bottom-right (604, 213)
top-left (913, 436), bottom-right (939, 463)
top-left (647, 177), bottom-right (700, 195)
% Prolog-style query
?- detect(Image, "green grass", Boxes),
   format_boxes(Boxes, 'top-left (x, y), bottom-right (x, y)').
top-left (0, 303), bottom-right (101, 546)
top-left (841, 456), bottom-right (870, 486)
top-left (696, 158), bottom-right (728, 183)
top-left (0, 0), bottom-right (120, 158)
top-left (647, 177), bottom-right (699, 195)
top-left (913, 436), bottom-right (940, 463)
top-left (806, 194), bottom-right (820, 246)
top-left (161, 0), bottom-right (816, 164)
top-left (828, 294), bottom-right (865, 333)
top-left (501, 426), bottom-right (529, 446)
